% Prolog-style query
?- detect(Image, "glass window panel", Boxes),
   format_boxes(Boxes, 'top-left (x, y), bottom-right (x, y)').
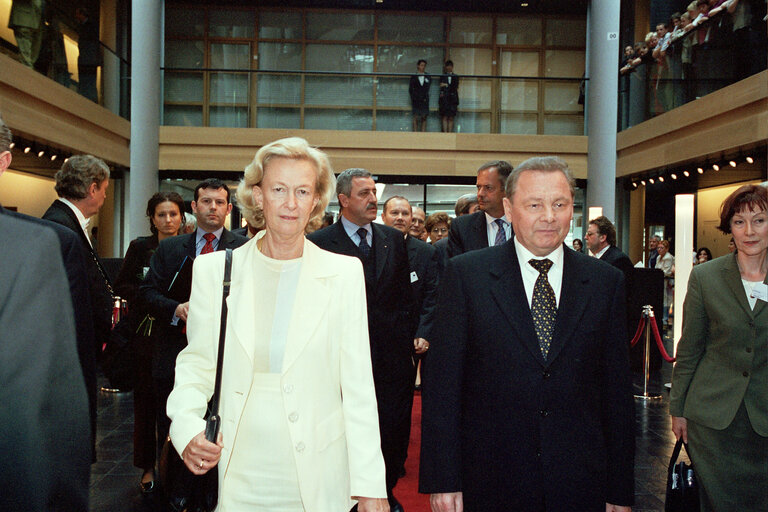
top-left (259, 11), bottom-right (302, 39)
top-left (210, 106), bottom-right (249, 127)
top-left (210, 10), bottom-right (255, 38)
top-left (448, 48), bottom-right (492, 75)
top-left (258, 43), bottom-right (302, 71)
top-left (378, 14), bottom-right (444, 43)
top-left (256, 74), bottom-right (301, 104)
top-left (256, 107), bottom-right (300, 129)
top-left (458, 79), bottom-right (491, 110)
top-left (304, 109), bottom-right (372, 131)
top-left (454, 112), bottom-right (491, 134)
top-left (449, 16), bottom-right (492, 44)
top-left (543, 115), bottom-right (584, 135)
top-left (545, 19), bottom-right (586, 47)
top-left (211, 73), bottom-right (249, 104)
top-left (306, 44), bottom-right (374, 73)
top-left (501, 80), bottom-right (538, 111)
top-left (375, 77), bottom-right (413, 108)
top-left (377, 46), bottom-right (444, 74)
top-left (499, 51), bottom-right (539, 77)
top-left (544, 82), bottom-right (582, 112)
top-left (165, 41), bottom-right (204, 69)
top-left (165, 7), bottom-right (204, 37)
top-left (496, 18), bottom-right (542, 45)
top-left (500, 114), bottom-right (539, 134)
top-left (375, 110), bottom-right (411, 132)
top-left (544, 50), bottom-right (585, 77)
top-left (305, 76), bottom-right (373, 106)
top-left (164, 73), bottom-right (203, 102)
top-left (211, 43), bottom-right (250, 70)
top-left (164, 106), bottom-right (203, 126)
top-left (306, 13), bottom-right (374, 40)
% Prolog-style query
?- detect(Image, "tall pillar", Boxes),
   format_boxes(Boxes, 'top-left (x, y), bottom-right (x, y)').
top-left (128, 0), bottom-right (162, 240)
top-left (585, 0), bottom-right (621, 222)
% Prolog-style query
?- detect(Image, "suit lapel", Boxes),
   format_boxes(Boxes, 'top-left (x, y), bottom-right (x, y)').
top-left (489, 243), bottom-right (544, 366)
top-left (55, 200), bottom-right (92, 249)
top-left (472, 212), bottom-right (489, 250)
top-left (327, 222), bottom-right (360, 258)
top-left (722, 254), bottom-right (756, 319)
top-left (372, 224), bottom-right (390, 283)
top-left (548, 247), bottom-right (591, 364)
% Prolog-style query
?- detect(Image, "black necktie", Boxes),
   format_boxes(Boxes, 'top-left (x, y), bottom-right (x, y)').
top-left (357, 227), bottom-right (370, 258)
top-left (529, 258), bottom-right (556, 358)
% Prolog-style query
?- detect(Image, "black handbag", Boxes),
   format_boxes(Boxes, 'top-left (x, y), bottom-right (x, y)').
top-left (664, 438), bottom-right (700, 512)
top-left (159, 249), bottom-right (232, 512)
top-left (100, 315), bottom-right (137, 390)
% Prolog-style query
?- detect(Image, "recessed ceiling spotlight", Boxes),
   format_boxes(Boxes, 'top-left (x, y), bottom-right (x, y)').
top-left (683, 170), bottom-right (690, 177)
top-left (746, 156), bottom-right (754, 164)
top-left (698, 167), bottom-right (705, 174)
top-left (729, 160), bottom-right (736, 167)
top-left (8, 142), bottom-right (14, 149)
top-left (659, 176), bottom-right (665, 182)
top-left (24, 146), bottom-right (31, 153)
top-left (670, 173), bottom-right (677, 180)
top-left (632, 182), bottom-right (638, 188)
top-left (521, 2), bottom-right (529, 6)
top-left (37, 150), bottom-right (44, 157)
top-left (50, 154), bottom-right (57, 161)
top-left (649, 178), bottom-right (655, 184)
top-left (640, 180), bottom-right (646, 186)
top-left (712, 163), bottom-right (719, 171)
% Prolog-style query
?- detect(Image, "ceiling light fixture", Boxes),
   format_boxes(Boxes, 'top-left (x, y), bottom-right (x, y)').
top-left (683, 170), bottom-right (690, 177)
top-left (50, 154), bottom-right (57, 161)
top-left (658, 176), bottom-right (665, 182)
top-left (8, 142), bottom-right (14, 149)
top-left (746, 156), bottom-right (754, 164)
top-left (670, 173), bottom-right (677, 180)
top-left (729, 160), bottom-right (736, 167)
top-left (712, 163), bottom-right (719, 171)
top-left (640, 180), bottom-right (646, 186)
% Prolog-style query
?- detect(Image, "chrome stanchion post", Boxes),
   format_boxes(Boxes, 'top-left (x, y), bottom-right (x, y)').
top-left (635, 305), bottom-right (662, 400)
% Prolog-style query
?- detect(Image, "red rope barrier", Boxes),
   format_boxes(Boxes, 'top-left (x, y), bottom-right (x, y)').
top-left (629, 317), bottom-right (645, 347)
top-left (649, 316), bottom-right (676, 363)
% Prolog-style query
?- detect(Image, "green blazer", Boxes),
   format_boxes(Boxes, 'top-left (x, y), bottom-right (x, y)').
top-left (9, 0), bottom-right (43, 30)
top-left (670, 253), bottom-right (768, 436)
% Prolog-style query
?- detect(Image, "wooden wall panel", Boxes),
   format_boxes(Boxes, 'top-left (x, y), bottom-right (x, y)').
top-left (0, 54), bottom-right (130, 166)
top-left (159, 126), bottom-right (589, 178)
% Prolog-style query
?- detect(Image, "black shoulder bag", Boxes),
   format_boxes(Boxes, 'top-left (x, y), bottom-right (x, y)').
top-left (664, 438), bottom-right (700, 512)
top-left (160, 248), bottom-right (232, 512)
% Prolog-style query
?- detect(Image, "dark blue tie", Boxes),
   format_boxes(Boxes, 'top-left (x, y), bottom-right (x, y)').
top-left (494, 219), bottom-right (507, 246)
top-left (529, 258), bottom-right (556, 358)
top-left (357, 227), bottom-right (371, 258)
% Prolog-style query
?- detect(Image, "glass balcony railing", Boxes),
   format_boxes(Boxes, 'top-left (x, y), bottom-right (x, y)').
top-left (161, 69), bottom-right (586, 136)
top-left (618, 8), bottom-right (766, 131)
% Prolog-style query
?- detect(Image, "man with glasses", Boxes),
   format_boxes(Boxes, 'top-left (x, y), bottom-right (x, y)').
top-left (447, 160), bottom-right (514, 257)
top-left (585, 215), bottom-right (633, 276)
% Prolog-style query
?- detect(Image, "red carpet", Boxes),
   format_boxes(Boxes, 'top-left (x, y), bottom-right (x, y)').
top-left (393, 392), bottom-right (431, 511)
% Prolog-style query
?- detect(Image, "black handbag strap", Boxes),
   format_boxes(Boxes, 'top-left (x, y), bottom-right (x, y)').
top-left (668, 438), bottom-right (691, 473)
top-left (208, 248), bottom-right (232, 419)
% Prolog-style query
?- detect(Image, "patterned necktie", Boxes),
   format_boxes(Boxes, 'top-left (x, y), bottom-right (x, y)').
top-left (494, 218), bottom-right (507, 246)
top-left (357, 227), bottom-right (371, 258)
top-left (529, 258), bottom-right (556, 358)
top-left (200, 233), bottom-right (216, 255)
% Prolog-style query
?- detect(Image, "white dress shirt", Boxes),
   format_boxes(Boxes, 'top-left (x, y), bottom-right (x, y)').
top-left (195, 226), bottom-right (224, 256)
top-left (590, 245), bottom-right (609, 259)
top-left (341, 216), bottom-right (372, 247)
top-left (485, 212), bottom-right (512, 247)
top-left (514, 236), bottom-right (565, 308)
top-left (58, 197), bottom-right (92, 247)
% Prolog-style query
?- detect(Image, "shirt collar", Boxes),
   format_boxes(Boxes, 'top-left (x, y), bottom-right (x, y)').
top-left (340, 215), bottom-right (371, 239)
top-left (196, 226), bottom-right (224, 244)
top-left (591, 244), bottom-right (610, 259)
top-left (58, 197), bottom-right (90, 231)
top-left (513, 235), bottom-right (565, 268)
top-left (484, 211), bottom-right (507, 225)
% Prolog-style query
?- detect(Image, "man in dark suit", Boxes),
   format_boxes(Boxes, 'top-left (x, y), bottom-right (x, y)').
top-left (647, 235), bottom-right (660, 268)
top-left (0, 117), bottom-right (97, 457)
top-left (0, 214), bottom-right (91, 511)
top-left (420, 157), bottom-right (634, 512)
top-left (381, 195), bottom-right (440, 354)
top-left (409, 59), bottom-right (431, 132)
top-left (308, 169), bottom-right (414, 512)
top-left (586, 215), bottom-right (634, 276)
top-left (447, 160), bottom-right (514, 258)
top-left (141, 178), bottom-right (247, 456)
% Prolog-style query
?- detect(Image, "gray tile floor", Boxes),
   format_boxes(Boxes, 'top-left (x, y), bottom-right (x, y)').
top-left (89, 354), bottom-right (678, 512)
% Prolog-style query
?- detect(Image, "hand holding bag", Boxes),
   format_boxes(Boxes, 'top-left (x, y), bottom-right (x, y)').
top-left (160, 249), bottom-right (232, 512)
top-left (664, 438), bottom-right (700, 512)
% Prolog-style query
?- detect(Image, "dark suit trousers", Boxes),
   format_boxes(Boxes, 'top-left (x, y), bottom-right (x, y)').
top-left (133, 334), bottom-right (157, 469)
top-left (375, 369), bottom-right (414, 494)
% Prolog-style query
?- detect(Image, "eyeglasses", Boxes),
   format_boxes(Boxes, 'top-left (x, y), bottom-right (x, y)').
top-left (430, 227), bottom-right (449, 234)
top-left (585, 231), bottom-right (598, 237)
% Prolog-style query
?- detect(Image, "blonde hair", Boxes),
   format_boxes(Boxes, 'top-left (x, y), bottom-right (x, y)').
top-left (235, 137), bottom-right (335, 234)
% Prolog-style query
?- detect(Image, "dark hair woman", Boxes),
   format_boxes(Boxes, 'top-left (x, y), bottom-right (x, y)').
top-left (114, 191), bottom-right (185, 494)
top-left (670, 184), bottom-right (768, 511)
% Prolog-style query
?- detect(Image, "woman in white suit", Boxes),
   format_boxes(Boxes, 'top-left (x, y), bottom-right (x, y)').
top-left (167, 137), bottom-right (388, 511)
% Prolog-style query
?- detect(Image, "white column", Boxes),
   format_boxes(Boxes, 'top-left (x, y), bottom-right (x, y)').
top-left (585, 0), bottom-right (621, 221)
top-left (128, 0), bottom-right (163, 240)
top-left (673, 194), bottom-right (695, 355)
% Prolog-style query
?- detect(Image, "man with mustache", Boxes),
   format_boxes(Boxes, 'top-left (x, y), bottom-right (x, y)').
top-left (308, 169), bottom-right (414, 512)
top-left (447, 160), bottom-right (514, 257)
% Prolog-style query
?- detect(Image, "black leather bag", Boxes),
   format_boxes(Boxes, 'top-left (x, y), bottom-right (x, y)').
top-left (159, 249), bottom-right (232, 512)
top-left (100, 315), bottom-right (137, 391)
top-left (664, 438), bottom-right (700, 512)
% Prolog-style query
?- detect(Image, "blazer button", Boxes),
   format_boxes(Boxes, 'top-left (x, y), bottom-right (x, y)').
top-left (743, 371), bottom-right (749, 377)
top-left (539, 409), bottom-right (549, 417)
top-left (542, 370), bottom-right (551, 379)
top-left (288, 412), bottom-right (299, 423)
top-left (283, 384), bottom-right (294, 393)
top-left (295, 442), bottom-right (305, 453)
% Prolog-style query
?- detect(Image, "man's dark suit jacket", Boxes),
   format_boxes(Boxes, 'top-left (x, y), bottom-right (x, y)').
top-left (1, 204), bottom-right (97, 454)
top-left (406, 235), bottom-right (440, 341)
top-left (307, 221), bottom-right (415, 492)
top-left (600, 245), bottom-right (634, 276)
top-left (0, 214), bottom-right (90, 511)
top-left (447, 210), bottom-right (511, 258)
top-left (42, 199), bottom-right (113, 347)
top-left (420, 242), bottom-right (635, 510)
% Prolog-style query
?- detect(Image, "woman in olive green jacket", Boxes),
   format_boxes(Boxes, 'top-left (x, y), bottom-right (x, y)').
top-left (670, 184), bottom-right (768, 511)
